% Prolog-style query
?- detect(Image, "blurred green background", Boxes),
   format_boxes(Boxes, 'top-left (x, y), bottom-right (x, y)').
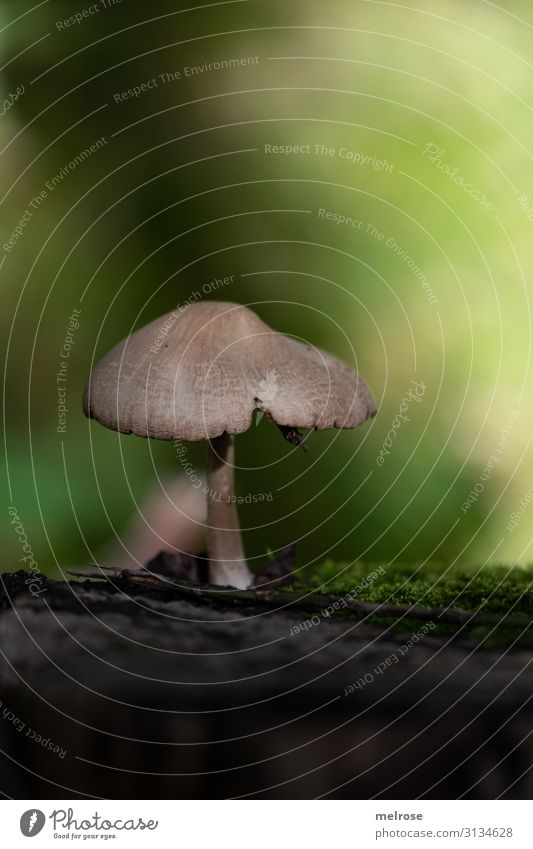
top-left (1, 0), bottom-right (532, 578)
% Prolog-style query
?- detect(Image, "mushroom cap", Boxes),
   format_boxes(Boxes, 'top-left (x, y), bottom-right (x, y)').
top-left (83, 301), bottom-right (376, 441)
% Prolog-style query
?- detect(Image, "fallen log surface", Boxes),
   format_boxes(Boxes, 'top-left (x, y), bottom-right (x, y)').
top-left (0, 571), bottom-right (532, 800)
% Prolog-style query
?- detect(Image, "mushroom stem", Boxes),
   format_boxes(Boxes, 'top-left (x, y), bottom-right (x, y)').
top-left (206, 433), bottom-right (253, 589)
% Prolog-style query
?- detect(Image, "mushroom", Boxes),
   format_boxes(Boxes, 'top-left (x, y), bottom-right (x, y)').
top-left (83, 301), bottom-right (376, 589)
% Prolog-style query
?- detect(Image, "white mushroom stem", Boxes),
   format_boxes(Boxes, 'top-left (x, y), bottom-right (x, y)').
top-left (206, 433), bottom-right (253, 589)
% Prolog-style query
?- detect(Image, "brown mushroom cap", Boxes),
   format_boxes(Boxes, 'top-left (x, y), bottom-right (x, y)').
top-left (83, 301), bottom-right (376, 441)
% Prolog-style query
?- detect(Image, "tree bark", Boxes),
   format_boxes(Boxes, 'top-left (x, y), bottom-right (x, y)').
top-left (1, 571), bottom-right (533, 799)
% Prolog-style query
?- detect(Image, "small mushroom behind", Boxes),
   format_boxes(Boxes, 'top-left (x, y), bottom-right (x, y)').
top-left (83, 301), bottom-right (376, 589)
top-left (97, 476), bottom-right (206, 572)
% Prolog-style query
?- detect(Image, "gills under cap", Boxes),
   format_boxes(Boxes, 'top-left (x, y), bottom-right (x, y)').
top-left (83, 301), bottom-right (376, 441)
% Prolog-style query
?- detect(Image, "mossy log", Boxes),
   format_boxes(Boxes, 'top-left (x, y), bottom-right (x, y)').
top-left (0, 570), bottom-right (532, 799)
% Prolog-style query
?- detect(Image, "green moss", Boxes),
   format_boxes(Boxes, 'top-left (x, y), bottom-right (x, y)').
top-left (289, 561), bottom-right (533, 646)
